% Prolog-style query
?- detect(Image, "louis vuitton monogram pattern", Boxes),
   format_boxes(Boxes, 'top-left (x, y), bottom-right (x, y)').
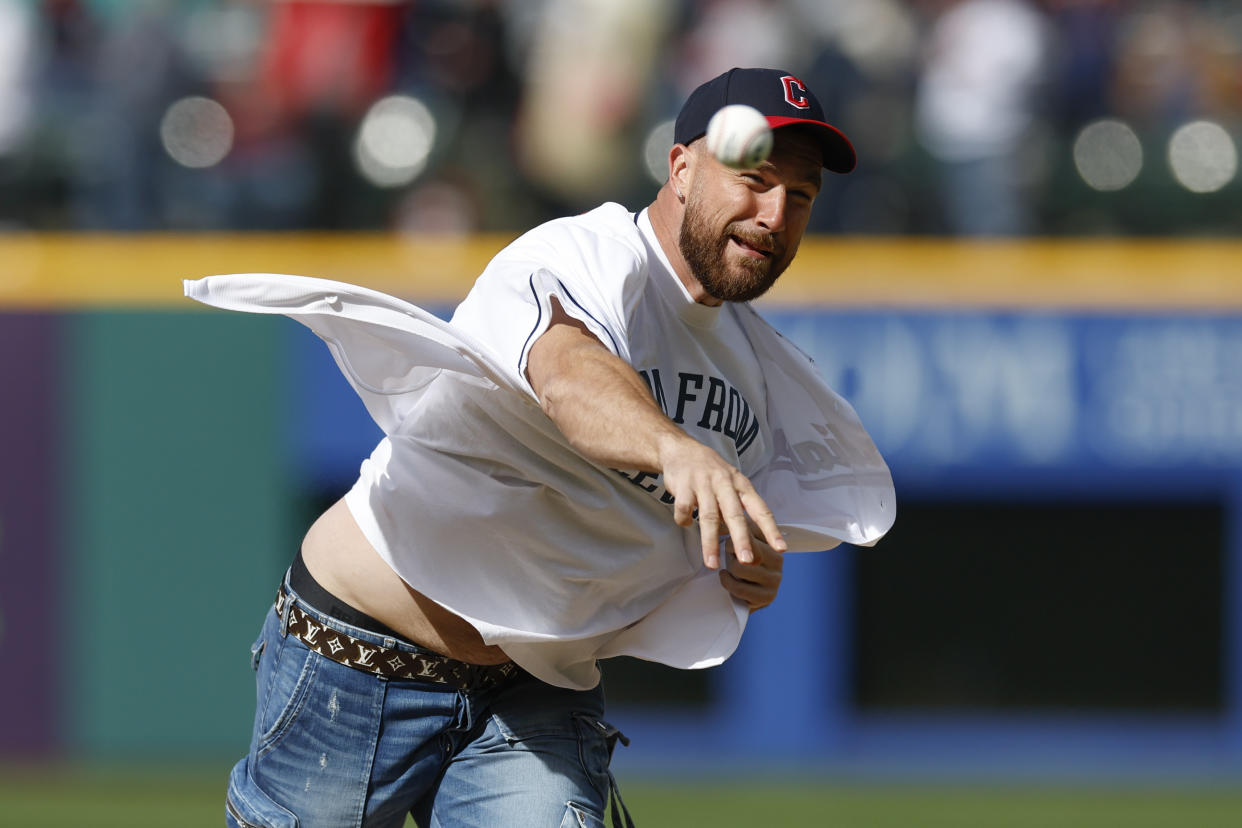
top-left (276, 585), bottom-right (519, 691)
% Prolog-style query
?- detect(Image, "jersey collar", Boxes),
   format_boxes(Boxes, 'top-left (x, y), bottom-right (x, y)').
top-left (636, 208), bottom-right (722, 330)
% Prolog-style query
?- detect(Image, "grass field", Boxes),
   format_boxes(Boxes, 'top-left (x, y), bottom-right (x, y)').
top-left (2, 764), bottom-right (1241, 827)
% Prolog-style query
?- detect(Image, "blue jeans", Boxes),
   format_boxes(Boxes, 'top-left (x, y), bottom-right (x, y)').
top-left (225, 579), bottom-right (628, 827)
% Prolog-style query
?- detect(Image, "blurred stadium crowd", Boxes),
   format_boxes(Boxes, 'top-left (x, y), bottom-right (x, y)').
top-left (0, 0), bottom-right (1238, 236)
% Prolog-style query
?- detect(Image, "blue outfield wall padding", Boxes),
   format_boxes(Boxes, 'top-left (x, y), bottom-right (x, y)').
top-left (285, 321), bottom-right (383, 495)
top-left (712, 548), bottom-right (852, 757)
top-left (282, 303), bottom-right (455, 496)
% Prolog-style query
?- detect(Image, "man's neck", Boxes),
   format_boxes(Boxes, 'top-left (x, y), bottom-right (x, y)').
top-left (646, 188), bottom-right (721, 307)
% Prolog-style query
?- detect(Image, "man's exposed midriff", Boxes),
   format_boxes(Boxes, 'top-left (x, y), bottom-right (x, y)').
top-left (300, 498), bottom-right (511, 666)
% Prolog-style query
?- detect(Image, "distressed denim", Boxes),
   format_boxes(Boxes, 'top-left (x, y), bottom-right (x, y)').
top-left (225, 579), bottom-right (623, 828)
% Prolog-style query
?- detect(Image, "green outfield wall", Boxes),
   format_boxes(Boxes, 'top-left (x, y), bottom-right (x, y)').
top-left (0, 310), bottom-right (297, 757)
top-left (64, 312), bottom-right (295, 756)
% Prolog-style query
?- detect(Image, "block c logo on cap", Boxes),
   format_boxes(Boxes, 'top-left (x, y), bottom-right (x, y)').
top-left (781, 75), bottom-right (810, 110)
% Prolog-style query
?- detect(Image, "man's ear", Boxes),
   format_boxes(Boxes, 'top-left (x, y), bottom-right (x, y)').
top-left (668, 144), bottom-right (692, 202)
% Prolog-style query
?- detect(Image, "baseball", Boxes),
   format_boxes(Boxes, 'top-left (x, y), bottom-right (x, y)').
top-left (705, 105), bottom-right (773, 169)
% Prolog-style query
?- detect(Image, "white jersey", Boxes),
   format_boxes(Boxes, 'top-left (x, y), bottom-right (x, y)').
top-left (451, 204), bottom-right (771, 505)
top-left (184, 202), bottom-right (894, 690)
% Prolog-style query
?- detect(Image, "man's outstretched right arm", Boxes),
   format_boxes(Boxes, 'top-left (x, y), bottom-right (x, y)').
top-left (525, 298), bottom-right (786, 570)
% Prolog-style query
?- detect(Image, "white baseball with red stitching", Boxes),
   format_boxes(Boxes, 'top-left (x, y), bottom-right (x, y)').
top-left (705, 104), bottom-right (773, 170)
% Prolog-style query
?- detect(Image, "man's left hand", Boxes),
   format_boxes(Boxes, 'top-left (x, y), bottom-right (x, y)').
top-left (720, 533), bottom-right (784, 611)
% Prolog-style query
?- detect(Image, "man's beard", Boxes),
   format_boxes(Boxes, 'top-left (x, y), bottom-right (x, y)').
top-left (678, 198), bottom-right (784, 303)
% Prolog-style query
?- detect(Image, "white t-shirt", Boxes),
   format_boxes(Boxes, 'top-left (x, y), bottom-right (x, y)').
top-left (183, 203), bottom-right (894, 689)
top-left (451, 204), bottom-right (770, 496)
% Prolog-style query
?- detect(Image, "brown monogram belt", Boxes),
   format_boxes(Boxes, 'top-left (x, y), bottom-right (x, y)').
top-left (275, 584), bottom-right (520, 692)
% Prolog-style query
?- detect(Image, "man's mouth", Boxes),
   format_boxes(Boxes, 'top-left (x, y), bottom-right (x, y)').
top-left (729, 235), bottom-right (773, 258)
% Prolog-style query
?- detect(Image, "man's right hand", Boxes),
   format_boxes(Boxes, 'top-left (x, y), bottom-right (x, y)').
top-left (657, 434), bottom-right (786, 569)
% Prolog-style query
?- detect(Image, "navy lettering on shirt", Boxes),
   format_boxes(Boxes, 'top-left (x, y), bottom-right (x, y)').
top-left (696, 377), bottom-right (727, 432)
top-left (723, 387), bottom-right (743, 439)
top-left (627, 470), bottom-right (660, 492)
top-left (735, 405), bottom-right (759, 454)
top-left (672, 373), bottom-right (702, 424)
top-left (620, 366), bottom-right (764, 506)
top-left (638, 368), bottom-right (669, 415)
top-left (614, 469), bottom-right (678, 505)
top-left (641, 367), bottom-right (760, 457)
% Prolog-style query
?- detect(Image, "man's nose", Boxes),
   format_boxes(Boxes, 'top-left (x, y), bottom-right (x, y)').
top-left (754, 186), bottom-right (787, 233)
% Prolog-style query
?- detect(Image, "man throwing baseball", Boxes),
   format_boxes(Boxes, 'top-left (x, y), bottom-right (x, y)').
top-left (190, 67), bottom-right (893, 828)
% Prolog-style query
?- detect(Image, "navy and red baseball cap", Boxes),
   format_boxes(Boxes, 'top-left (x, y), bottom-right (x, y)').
top-left (674, 67), bottom-right (856, 174)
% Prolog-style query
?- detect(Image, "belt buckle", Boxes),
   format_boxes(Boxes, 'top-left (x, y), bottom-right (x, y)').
top-left (276, 585), bottom-right (294, 637)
